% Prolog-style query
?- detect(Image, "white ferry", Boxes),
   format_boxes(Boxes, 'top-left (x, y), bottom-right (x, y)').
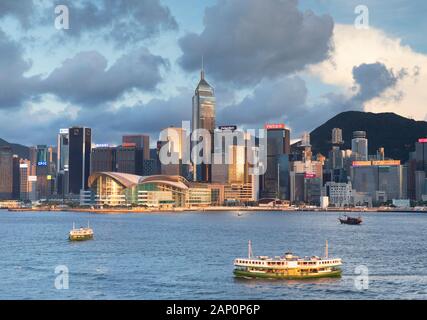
top-left (234, 240), bottom-right (342, 279)
top-left (69, 222), bottom-right (94, 241)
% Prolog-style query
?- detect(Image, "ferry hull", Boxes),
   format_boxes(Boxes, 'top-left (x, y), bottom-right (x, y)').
top-left (234, 269), bottom-right (342, 280)
top-left (69, 234), bottom-right (93, 241)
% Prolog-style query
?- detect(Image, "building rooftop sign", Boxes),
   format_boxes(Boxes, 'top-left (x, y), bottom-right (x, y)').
top-left (352, 161), bottom-right (372, 167)
top-left (353, 160), bottom-right (401, 167)
top-left (372, 160), bottom-right (400, 166)
top-left (122, 143), bottom-right (137, 148)
top-left (304, 173), bottom-right (316, 179)
top-left (265, 124), bottom-right (285, 130)
top-left (218, 125), bottom-right (237, 131)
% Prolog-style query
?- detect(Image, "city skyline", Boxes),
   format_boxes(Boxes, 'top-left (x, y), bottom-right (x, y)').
top-left (0, 0), bottom-right (427, 147)
top-left (2, 1), bottom-right (427, 304)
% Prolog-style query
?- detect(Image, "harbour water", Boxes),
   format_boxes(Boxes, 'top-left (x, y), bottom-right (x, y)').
top-left (0, 210), bottom-right (426, 299)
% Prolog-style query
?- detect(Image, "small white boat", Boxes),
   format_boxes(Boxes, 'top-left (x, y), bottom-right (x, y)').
top-left (69, 222), bottom-right (94, 241)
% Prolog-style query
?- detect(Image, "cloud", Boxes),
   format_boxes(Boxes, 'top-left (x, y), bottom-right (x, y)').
top-left (310, 24), bottom-right (427, 120)
top-left (218, 77), bottom-right (308, 126)
top-left (216, 76), bottom-right (347, 138)
top-left (48, 0), bottom-right (178, 44)
top-left (0, 29), bottom-right (169, 109)
top-left (0, 87), bottom-right (192, 146)
top-left (0, 0), bottom-right (35, 28)
top-left (41, 48), bottom-right (168, 106)
top-left (0, 29), bottom-right (41, 108)
top-left (217, 61), bottom-right (402, 138)
top-left (75, 88), bottom-right (192, 142)
top-left (351, 62), bottom-right (406, 103)
top-left (178, 0), bottom-right (334, 86)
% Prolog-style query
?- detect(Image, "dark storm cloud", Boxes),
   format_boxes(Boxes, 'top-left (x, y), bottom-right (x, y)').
top-left (218, 77), bottom-right (308, 126)
top-left (352, 62), bottom-right (406, 102)
top-left (76, 88), bottom-right (192, 140)
top-left (41, 48), bottom-right (168, 106)
top-left (0, 27), bottom-right (169, 109)
top-left (0, 30), bottom-right (41, 108)
top-left (178, 0), bottom-right (334, 86)
top-left (218, 62), bottom-right (404, 137)
top-left (0, 0), bottom-right (35, 28)
top-left (0, 87), bottom-right (192, 146)
top-left (47, 0), bottom-right (178, 44)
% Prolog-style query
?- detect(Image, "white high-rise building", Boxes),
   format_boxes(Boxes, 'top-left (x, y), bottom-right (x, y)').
top-left (331, 128), bottom-right (343, 145)
top-left (351, 131), bottom-right (368, 161)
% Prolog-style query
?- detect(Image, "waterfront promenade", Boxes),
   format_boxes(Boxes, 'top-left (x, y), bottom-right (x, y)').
top-left (5, 206), bottom-right (427, 214)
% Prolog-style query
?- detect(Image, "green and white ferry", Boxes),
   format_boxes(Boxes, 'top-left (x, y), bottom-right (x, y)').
top-left (69, 222), bottom-right (94, 241)
top-left (234, 241), bottom-right (342, 280)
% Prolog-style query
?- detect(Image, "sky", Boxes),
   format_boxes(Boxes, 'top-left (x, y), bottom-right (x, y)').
top-left (0, 0), bottom-right (426, 147)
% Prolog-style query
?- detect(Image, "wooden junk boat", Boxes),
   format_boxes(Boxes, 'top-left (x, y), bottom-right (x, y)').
top-left (338, 215), bottom-right (363, 225)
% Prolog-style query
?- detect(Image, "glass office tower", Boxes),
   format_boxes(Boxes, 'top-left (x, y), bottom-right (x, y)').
top-left (261, 124), bottom-right (291, 200)
top-left (192, 68), bottom-right (216, 182)
top-left (68, 127), bottom-right (91, 195)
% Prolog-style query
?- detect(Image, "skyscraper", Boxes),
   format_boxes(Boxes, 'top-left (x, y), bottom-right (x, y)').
top-left (351, 131), bottom-right (368, 161)
top-left (159, 127), bottom-right (188, 176)
top-left (331, 128), bottom-right (344, 145)
top-left (91, 146), bottom-right (116, 173)
top-left (261, 124), bottom-right (291, 200)
top-left (19, 159), bottom-right (37, 201)
top-left (192, 65), bottom-right (216, 182)
top-left (68, 127), bottom-right (92, 194)
top-left (413, 138), bottom-right (427, 200)
top-left (36, 145), bottom-right (49, 199)
top-left (12, 155), bottom-right (20, 200)
top-left (34, 145), bottom-right (56, 199)
top-left (57, 129), bottom-right (69, 196)
top-left (116, 144), bottom-right (143, 175)
top-left (0, 146), bottom-right (13, 199)
top-left (211, 126), bottom-right (243, 184)
top-left (122, 135), bottom-right (150, 161)
top-left (415, 138), bottom-right (427, 173)
top-left (351, 161), bottom-right (406, 203)
top-left (300, 132), bottom-right (312, 162)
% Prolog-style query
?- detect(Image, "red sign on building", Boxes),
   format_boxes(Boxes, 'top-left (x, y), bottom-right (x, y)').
top-left (418, 138), bottom-right (427, 143)
top-left (122, 142), bottom-right (137, 148)
top-left (265, 124), bottom-right (285, 130)
top-left (304, 173), bottom-right (316, 179)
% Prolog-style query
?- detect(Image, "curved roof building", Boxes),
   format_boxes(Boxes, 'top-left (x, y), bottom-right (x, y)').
top-left (88, 172), bottom-right (142, 189)
top-left (88, 173), bottom-right (191, 190)
top-left (88, 173), bottom-right (199, 207)
top-left (139, 175), bottom-right (190, 190)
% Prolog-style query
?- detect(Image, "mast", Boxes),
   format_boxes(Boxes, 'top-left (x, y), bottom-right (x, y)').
top-left (248, 240), bottom-right (253, 259)
top-left (277, 163), bottom-right (280, 200)
top-left (201, 55), bottom-right (205, 80)
top-left (325, 240), bottom-right (328, 258)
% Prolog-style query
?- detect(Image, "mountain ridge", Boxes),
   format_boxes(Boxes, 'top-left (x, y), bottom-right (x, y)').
top-left (0, 138), bottom-right (29, 159)
top-left (309, 111), bottom-right (427, 161)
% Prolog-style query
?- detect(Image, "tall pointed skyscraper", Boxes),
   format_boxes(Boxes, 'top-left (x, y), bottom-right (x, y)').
top-left (192, 62), bottom-right (216, 182)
